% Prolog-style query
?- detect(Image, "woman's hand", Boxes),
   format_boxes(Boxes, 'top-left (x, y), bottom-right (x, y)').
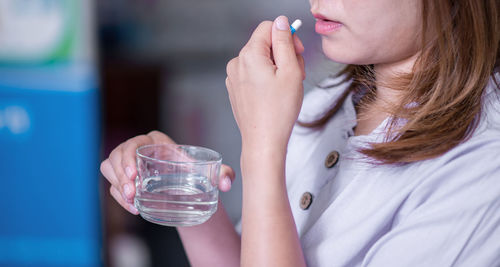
top-left (100, 130), bottom-right (236, 214)
top-left (225, 15), bottom-right (305, 152)
top-left (226, 16), bottom-right (307, 266)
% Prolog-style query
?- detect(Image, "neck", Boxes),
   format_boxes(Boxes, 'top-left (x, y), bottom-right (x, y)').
top-left (372, 53), bottom-right (419, 106)
top-left (353, 54), bottom-right (419, 136)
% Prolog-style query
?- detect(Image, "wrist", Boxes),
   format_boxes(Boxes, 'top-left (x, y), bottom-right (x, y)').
top-left (241, 144), bottom-right (287, 168)
top-left (239, 145), bottom-right (287, 190)
top-left (241, 138), bottom-right (288, 157)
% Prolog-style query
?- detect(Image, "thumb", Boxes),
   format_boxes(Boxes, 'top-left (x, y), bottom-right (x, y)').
top-left (218, 164), bottom-right (236, 192)
top-left (272, 16), bottom-right (300, 73)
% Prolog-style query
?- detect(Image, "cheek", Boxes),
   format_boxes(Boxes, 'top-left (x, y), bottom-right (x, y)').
top-left (321, 19), bottom-right (420, 65)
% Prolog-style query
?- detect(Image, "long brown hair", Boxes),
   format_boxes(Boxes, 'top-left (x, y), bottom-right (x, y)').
top-left (300, 0), bottom-right (500, 164)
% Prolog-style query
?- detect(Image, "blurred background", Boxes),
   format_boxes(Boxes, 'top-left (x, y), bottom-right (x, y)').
top-left (0, 0), bottom-right (341, 266)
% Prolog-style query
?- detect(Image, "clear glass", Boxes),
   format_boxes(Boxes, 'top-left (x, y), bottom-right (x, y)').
top-left (134, 144), bottom-right (221, 227)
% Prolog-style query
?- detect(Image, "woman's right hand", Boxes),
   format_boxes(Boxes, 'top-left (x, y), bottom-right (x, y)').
top-left (100, 130), bottom-right (236, 215)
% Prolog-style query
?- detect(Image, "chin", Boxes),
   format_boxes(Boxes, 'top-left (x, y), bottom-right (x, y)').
top-left (321, 38), bottom-right (373, 65)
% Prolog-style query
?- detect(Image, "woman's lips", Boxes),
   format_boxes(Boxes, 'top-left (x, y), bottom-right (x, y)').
top-left (315, 19), bottom-right (343, 35)
top-left (312, 14), bottom-right (343, 35)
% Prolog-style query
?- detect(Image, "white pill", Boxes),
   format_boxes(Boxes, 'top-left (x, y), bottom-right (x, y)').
top-left (291, 19), bottom-right (303, 31)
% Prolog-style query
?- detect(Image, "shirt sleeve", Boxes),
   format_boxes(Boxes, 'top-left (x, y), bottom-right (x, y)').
top-left (361, 142), bottom-right (500, 267)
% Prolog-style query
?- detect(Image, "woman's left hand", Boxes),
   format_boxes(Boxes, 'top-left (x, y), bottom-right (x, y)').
top-left (225, 16), bottom-right (305, 152)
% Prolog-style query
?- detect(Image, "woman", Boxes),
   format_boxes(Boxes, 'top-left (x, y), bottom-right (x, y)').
top-left (100, 0), bottom-right (500, 266)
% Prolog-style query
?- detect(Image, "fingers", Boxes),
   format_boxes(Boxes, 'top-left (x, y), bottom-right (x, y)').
top-left (226, 57), bottom-right (239, 81)
top-left (120, 134), bottom-right (154, 183)
top-left (297, 54), bottom-right (306, 81)
top-left (293, 35), bottom-right (305, 55)
top-left (100, 131), bottom-right (177, 212)
top-left (147, 130), bottom-right (176, 145)
top-left (242, 21), bottom-right (273, 60)
top-left (110, 186), bottom-right (139, 215)
top-left (272, 16), bottom-right (300, 73)
top-left (219, 164), bottom-right (236, 192)
top-left (235, 17), bottom-right (304, 79)
top-left (109, 145), bottom-right (134, 203)
top-left (100, 159), bottom-right (119, 187)
top-left (115, 131), bottom-right (174, 203)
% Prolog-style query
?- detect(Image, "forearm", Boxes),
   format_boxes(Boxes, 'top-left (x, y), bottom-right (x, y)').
top-left (177, 201), bottom-right (241, 267)
top-left (240, 146), bottom-right (306, 267)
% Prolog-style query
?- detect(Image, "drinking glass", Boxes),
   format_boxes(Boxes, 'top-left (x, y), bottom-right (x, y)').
top-left (134, 144), bottom-right (221, 227)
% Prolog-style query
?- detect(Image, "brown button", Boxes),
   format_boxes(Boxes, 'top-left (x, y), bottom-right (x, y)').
top-left (325, 151), bottom-right (340, 168)
top-left (300, 192), bottom-right (313, 210)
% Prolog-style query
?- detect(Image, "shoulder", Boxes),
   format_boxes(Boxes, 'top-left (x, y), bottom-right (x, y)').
top-left (436, 137), bottom-right (500, 180)
top-left (420, 124), bottom-right (500, 189)
top-left (447, 73), bottom-right (500, 168)
top-left (367, 131), bottom-right (500, 266)
top-left (420, 73), bottom-right (500, 179)
top-left (399, 128), bottom-right (500, 216)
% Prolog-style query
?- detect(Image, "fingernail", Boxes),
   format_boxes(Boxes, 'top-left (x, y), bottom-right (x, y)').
top-left (123, 183), bottom-right (132, 199)
top-left (125, 166), bottom-right (134, 179)
top-left (223, 176), bottom-right (232, 188)
top-left (275, 16), bottom-right (289, 31)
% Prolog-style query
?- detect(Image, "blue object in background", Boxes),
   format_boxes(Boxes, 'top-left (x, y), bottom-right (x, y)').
top-left (0, 1), bottom-right (101, 265)
top-left (0, 64), bottom-right (101, 266)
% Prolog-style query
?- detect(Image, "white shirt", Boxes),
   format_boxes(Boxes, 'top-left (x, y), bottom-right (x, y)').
top-left (236, 73), bottom-right (500, 267)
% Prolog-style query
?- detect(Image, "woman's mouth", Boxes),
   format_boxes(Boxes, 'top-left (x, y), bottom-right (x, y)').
top-left (313, 14), bottom-right (343, 35)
